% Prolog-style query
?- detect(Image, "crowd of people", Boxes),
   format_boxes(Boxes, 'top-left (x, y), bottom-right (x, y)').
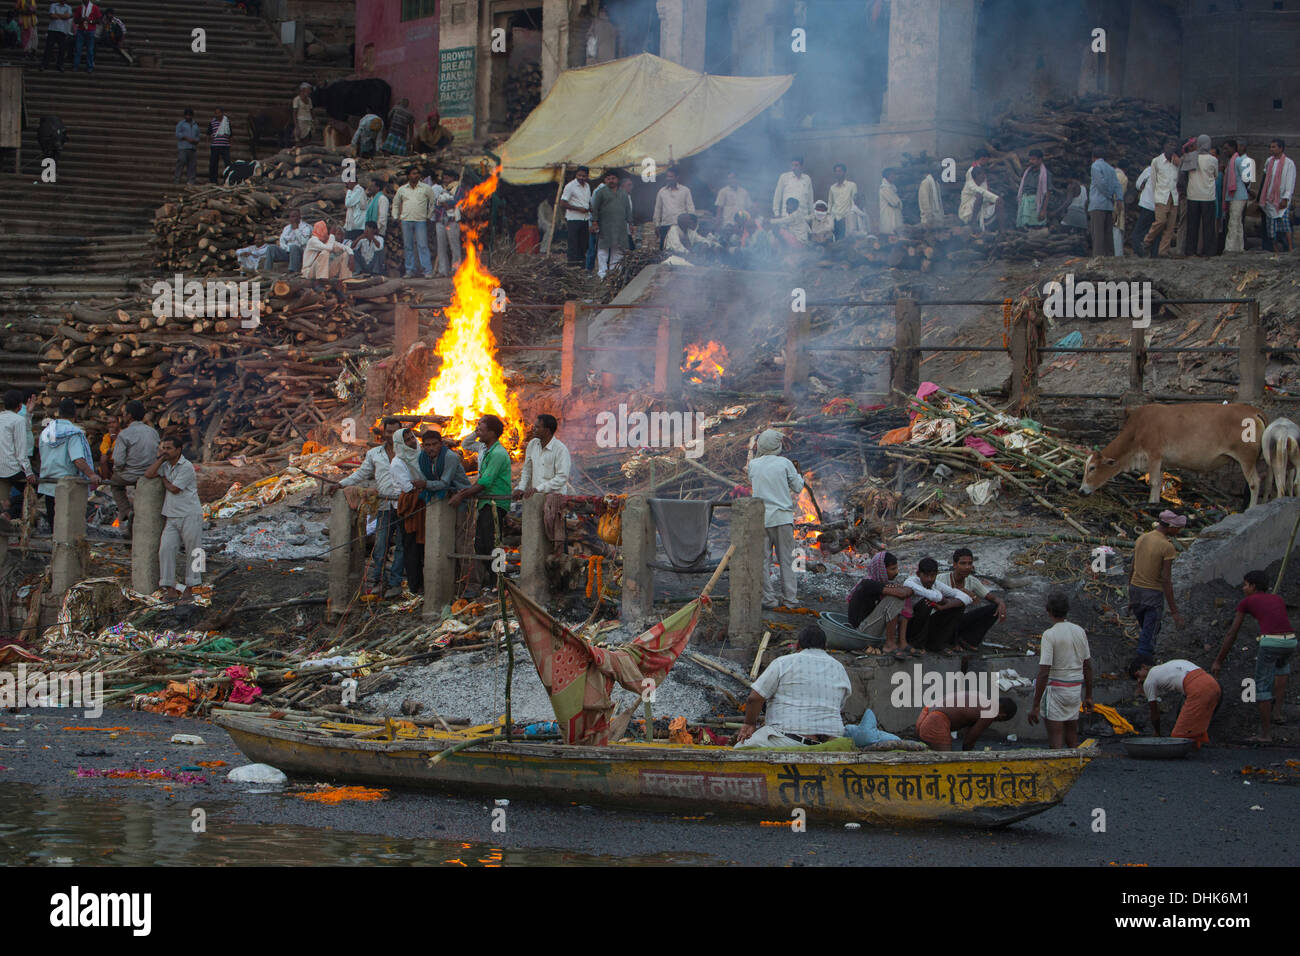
top-left (550, 137), bottom-right (1295, 274)
top-left (4, 3), bottom-right (132, 70)
top-left (0, 392), bottom-right (200, 602)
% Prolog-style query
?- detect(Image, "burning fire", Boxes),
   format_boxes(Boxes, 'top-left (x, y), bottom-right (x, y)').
top-left (682, 341), bottom-right (728, 384)
top-left (407, 168), bottom-right (526, 450)
top-left (794, 485), bottom-right (820, 543)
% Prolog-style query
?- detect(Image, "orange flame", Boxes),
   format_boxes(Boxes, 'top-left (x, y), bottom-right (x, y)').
top-left (407, 167), bottom-right (526, 450)
top-left (682, 341), bottom-right (728, 384)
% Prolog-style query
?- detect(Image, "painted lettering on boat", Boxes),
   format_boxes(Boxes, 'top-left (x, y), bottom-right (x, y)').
top-left (838, 768), bottom-right (1040, 804)
top-left (639, 771), bottom-right (768, 802)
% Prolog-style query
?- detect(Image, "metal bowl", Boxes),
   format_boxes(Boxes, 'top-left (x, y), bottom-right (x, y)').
top-left (1122, 736), bottom-right (1197, 759)
top-left (819, 611), bottom-right (886, 651)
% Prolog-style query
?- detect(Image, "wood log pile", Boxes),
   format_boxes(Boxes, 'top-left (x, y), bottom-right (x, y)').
top-left (503, 60), bottom-right (541, 128)
top-left (38, 278), bottom-right (391, 462)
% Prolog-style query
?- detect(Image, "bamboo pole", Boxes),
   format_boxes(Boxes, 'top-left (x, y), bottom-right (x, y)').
top-left (541, 163), bottom-right (566, 255)
top-left (1274, 506), bottom-right (1300, 593)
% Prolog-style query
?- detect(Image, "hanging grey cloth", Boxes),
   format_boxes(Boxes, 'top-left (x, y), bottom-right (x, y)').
top-left (648, 498), bottom-right (715, 572)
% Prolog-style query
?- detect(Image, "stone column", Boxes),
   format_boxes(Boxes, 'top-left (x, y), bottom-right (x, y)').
top-left (328, 488), bottom-right (355, 616)
top-left (883, 0), bottom-right (977, 127)
top-left (394, 303), bottom-right (419, 357)
top-left (621, 495), bottom-right (655, 624)
top-left (728, 496), bottom-right (765, 645)
top-left (653, 310), bottom-right (683, 398)
top-left (657, 0), bottom-right (707, 72)
top-left (1238, 301), bottom-right (1266, 405)
top-left (131, 477), bottom-right (164, 595)
top-left (423, 498), bottom-right (459, 619)
top-left (50, 477), bottom-right (88, 600)
top-left (560, 301), bottom-right (588, 399)
top-left (540, 0), bottom-right (572, 96)
top-left (519, 493), bottom-right (551, 605)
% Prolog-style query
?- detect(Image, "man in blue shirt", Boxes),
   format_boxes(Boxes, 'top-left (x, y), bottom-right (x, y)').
top-left (1088, 147), bottom-right (1123, 257)
top-left (175, 108), bottom-right (200, 185)
top-left (37, 397), bottom-right (99, 531)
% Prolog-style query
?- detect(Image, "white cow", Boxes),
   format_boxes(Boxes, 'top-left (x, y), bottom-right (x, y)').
top-left (1263, 417), bottom-right (1300, 500)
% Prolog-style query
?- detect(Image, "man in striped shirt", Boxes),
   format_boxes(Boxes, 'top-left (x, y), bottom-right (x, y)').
top-left (735, 625), bottom-right (851, 748)
top-left (207, 107), bottom-right (231, 184)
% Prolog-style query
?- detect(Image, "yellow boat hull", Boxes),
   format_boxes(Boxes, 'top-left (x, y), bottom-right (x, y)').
top-left (215, 712), bottom-right (1096, 827)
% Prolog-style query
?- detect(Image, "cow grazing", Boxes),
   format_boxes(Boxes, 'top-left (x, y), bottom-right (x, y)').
top-left (1262, 417), bottom-right (1300, 500)
top-left (1080, 403), bottom-right (1267, 508)
top-left (312, 78), bottom-right (391, 123)
top-left (247, 106), bottom-right (293, 159)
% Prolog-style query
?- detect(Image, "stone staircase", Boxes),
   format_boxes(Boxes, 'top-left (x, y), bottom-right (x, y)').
top-left (0, 0), bottom-right (350, 262)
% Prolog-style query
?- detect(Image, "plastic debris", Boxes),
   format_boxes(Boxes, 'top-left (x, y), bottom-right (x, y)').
top-left (227, 763), bottom-right (288, 785)
top-left (169, 734), bottom-right (205, 746)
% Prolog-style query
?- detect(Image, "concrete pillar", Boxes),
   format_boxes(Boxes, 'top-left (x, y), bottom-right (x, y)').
top-left (519, 493), bottom-right (551, 605)
top-left (394, 303), bottom-right (419, 357)
top-left (731, 0), bottom-right (775, 76)
top-left (560, 301), bottom-right (588, 398)
top-left (328, 489), bottom-right (355, 616)
top-left (657, 0), bottom-right (707, 73)
top-left (784, 307), bottom-right (810, 399)
top-left (1238, 301), bottom-right (1266, 405)
top-left (653, 310), bottom-right (683, 398)
top-left (131, 477), bottom-right (164, 595)
top-left (892, 298), bottom-right (921, 401)
top-left (728, 497), bottom-right (765, 645)
top-left (540, 0), bottom-right (572, 97)
top-left (423, 499), bottom-right (459, 619)
top-left (50, 477), bottom-right (87, 600)
top-left (883, 0), bottom-right (977, 126)
top-left (363, 360), bottom-right (387, 426)
top-left (621, 495), bottom-right (655, 624)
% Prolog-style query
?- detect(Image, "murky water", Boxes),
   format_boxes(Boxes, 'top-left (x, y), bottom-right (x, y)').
top-left (0, 783), bottom-right (717, 866)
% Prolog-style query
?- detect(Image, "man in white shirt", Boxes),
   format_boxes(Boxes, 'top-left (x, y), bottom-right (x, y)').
top-left (901, 556), bottom-right (973, 653)
top-left (512, 414), bottom-right (570, 498)
top-left (713, 170), bottom-right (750, 229)
top-left (1261, 138), bottom-right (1295, 253)
top-left (1131, 163), bottom-right (1156, 256)
top-left (932, 547), bottom-right (1006, 650)
top-left (746, 428), bottom-right (804, 610)
top-left (652, 167), bottom-right (695, 249)
top-left (0, 389), bottom-right (36, 521)
top-left (364, 178), bottom-right (390, 234)
top-left (772, 156), bottom-right (813, 219)
top-left (432, 170), bottom-right (463, 277)
top-left (42, 2), bottom-right (75, 72)
top-left (393, 166), bottom-right (436, 278)
top-left (735, 625), bottom-right (851, 748)
top-left (918, 170), bottom-right (944, 228)
top-left (1142, 142), bottom-right (1181, 258)
top-left (348, 220), bottom-right (385, 276)
top-left (302, 223), bottom-right (351, 283)
top-left (826, 163), bottom-right (857, 241)
top-left (1128, 657), bottom-right (1221, 748)
top-left (559, 165), bottom-right (593, 266)
top-left (262, 208), bottom-right (313, 274)
top-left (663, 213), bottom-right (719, 260)
top-left (959, 165), bottom-right (1003, 232)
top-left (878, 169), bottom-right (903, 235)
top-left (343, 180), bottom-right (367, 242)
top-left (1183, 134), bottom-right (1220, 257)
top-left (335, 419), bottom-right (405, 595)
top-left (143, 435), bottom-right (203, 602)
top-left (770, 197), bottom-right (810, 245)
top-left (1028, 592), bottom-right (1093, 747)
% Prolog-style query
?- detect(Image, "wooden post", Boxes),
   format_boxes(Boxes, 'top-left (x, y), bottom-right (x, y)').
top-left (394, 302), bottom-right (419, 357)
top-left (783, 305), bottom-right (810, 399)
top-left (891, 298), bottom-right (921, 402)
top-left (423, 498), bottom-right (459, 618)
top-left (1237, 300), bottom-right (1266, 405)
top-left (131, 477), bottom-right (164, 595)
top-left (620, 496), bottom-right (655, 624)
top-left (1129, 323), bottom-right (1147, 398)
top-left (519, 492), bottom-right (551, 604)
top-left (363, 360), bottom-right (387, 427)
top-left (654, 309), bottom-right (683, 397)
top-left (327, 489), bottom-right (355, 617)
top-left (560, 300), bottom-right (588, 398)
top-left (542, 163), bottom-right (566, 255)
top-left (50, 478), bottom-right (87, 601)
top-left (728, 497), bottom-right (766, 646)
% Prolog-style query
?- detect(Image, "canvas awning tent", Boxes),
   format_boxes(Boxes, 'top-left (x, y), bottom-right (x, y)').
top-left (499, 53), bottom-right (794, 185)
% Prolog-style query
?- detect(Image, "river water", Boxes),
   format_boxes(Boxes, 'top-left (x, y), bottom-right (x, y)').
top-left (0, 783), bottom-right (718, 866)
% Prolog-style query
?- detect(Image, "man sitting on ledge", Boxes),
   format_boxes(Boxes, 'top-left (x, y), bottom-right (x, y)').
top-left (932, 548), bottom-right (1007, 651)
top-left (735, 625), bottom-right (851, 749)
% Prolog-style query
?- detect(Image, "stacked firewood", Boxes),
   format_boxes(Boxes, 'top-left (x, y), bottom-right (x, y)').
top-left (504, 61), bottom-right (541, 128)
top-left (38, 279), bottom-right (391, 461)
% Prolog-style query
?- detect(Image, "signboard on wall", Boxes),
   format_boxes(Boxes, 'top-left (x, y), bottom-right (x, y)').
top-left (438, 46), bottom-right (475, 141)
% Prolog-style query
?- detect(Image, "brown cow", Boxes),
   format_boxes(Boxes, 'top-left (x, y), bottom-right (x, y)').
top-left (1080, 403), bottom-right (1266, 508)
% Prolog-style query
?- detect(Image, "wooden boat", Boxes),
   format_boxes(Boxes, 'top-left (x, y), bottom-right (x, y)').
top-left (215, 710), bottom-right (1098, 827)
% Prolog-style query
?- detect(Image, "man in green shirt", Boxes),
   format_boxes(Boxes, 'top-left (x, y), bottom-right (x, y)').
top-left (449, 414), bottom-right (512, 598)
